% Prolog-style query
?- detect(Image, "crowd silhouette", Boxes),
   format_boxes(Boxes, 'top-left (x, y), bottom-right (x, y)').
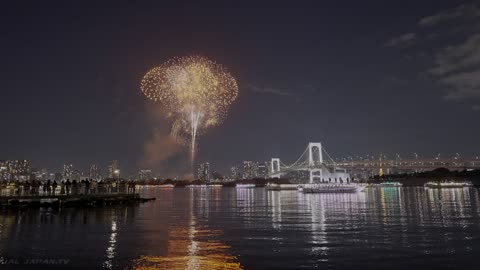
top-left (0, 179), bottom-right (137, 197)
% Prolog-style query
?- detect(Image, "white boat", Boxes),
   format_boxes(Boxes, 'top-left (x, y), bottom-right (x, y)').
top-left (236, 184), bottom-right (256, 188)
top-left (186, 184), bottom-right (208, 188)
top-left (424, 181), bottom-right (473, 188)
top-left (300, 183), bottom-right (365, 193)
top-left (208, 184), bottom-right (223, 188)
top-left (158, 184), bottom-right (175, 188)
top-left (374, 182), bottom-right (403, 187)
top-left (265, 183), bottom-right (299, 191)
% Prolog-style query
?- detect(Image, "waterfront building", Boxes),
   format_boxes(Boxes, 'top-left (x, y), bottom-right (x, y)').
top-left (230, 166), bottom-right (240, 180)
top-left (196, 162), bottom-right (211, 181)
top-left (258, 162), bottom-right (268, 178)
top-left (0, 160), bottom-right (32, 180)
top-left (63, 164), bottom-right (74, 180)
top-left (243, 161), bottom-right (253, 179)
top-left (0, 161), bottom-right (9, 180)
top-left (72, 169), bottom-right (82, 181)
top-left (32, 168), bottom-right (48, 181)
top-left (89, 164), bottom-right (101, 180)
top-left (108, 160), bottom-right (120, 178)
top-left (138, 169), bottom-right (152, 180)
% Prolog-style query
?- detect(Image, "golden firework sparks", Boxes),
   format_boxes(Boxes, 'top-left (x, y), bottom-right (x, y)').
top-left (141, 56), bottom-right (238, 167)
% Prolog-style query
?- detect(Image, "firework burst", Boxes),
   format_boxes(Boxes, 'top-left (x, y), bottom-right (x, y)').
top-left (141, 56), bottom-right (238, 168)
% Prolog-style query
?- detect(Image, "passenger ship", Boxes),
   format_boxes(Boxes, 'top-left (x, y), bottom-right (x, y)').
top-left (299, 183), bottom-right (365, 193)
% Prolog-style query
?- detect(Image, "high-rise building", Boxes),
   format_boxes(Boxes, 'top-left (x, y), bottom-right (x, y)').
top-left (72, 169), bottom-right (82, 181)
top-left (41, 168), bottom-right (48, 180)
top-left (196, 162), bottom-right (211, 181)
top-left (212, 171), bottom-right (223, 181)
top-left (108, 160), bottom-right (120, 178)
top-left (89, 164), bottom-right (101, 180)
top-left (243, 161), bottom-right (253, 179)
top-left (230, 166), bottom-right (240, 180)
top-left (0, 161), bottom-right (9, 180)
top-left (138, 169), bottom-right (152, 180)
top-left (0, 160), bottom-right (32, 181)
top-left (32, 168), bottom-right (48, 181)
top-left (14, 160), bottom-right (31, 176)
top-left (258, 162), bottom-right (268, 178)
top-left (63, 164), bottom-right (74, 180)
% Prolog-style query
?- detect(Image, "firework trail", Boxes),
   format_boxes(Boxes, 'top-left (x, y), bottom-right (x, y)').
top-left (141, 56), bottom-right (238, 169)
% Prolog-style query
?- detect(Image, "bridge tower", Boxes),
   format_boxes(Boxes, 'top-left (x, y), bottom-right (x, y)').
top-left (270, 158), bottom-right (281, 178)
top-left (307, 143), bottom-right (323, 183)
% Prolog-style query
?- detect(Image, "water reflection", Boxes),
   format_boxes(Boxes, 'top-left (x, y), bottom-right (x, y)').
top-left (132, 187), bottom-right (242, 270)
top-left (103, 219), bottom-right (117, 269)
top-left (0, 186), bottom-right (479, 269)
top-left (301, 193), bottom-right (328, 258)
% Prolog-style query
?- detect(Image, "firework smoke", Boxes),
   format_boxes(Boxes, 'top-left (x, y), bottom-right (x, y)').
top-left (141, 56), bottom-right (238, 169)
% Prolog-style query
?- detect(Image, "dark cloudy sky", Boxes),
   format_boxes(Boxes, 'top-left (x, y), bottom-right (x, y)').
top-left (1, 1), bottom-right (479, 176)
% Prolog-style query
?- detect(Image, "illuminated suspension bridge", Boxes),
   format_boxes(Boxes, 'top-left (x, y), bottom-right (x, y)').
top-left (270, 142), bottom-right (351, 183)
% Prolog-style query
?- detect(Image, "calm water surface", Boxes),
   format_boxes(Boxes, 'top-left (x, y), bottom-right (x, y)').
top-left (1, 186), bottom-right (480, 269)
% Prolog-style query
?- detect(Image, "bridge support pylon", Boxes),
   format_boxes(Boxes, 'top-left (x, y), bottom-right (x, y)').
top-left (271, 158), bottom-right (281, 178)
top-left (308, 142), bottom-right (323, 165)
top-left (309, 169), bottom-right (322, 183)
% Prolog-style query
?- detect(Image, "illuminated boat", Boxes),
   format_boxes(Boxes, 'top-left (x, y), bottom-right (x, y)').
top-left (265, 183), bottom-right (299, 191)
top-left (236, 184), bottom-right (256, 188)
top-left (424, 181), bottom-right (473, 188)
top-left (158, 184), bottom-right (175, 188)
top-left (186, 184), bottom-right (208, 188)
top-left (375, 182), bottom-right (403, 187)
top-left (299, 183), bottom-right (365, 193)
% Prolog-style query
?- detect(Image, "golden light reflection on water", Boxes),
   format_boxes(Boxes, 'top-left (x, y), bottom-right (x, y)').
top-left (131, 227), bottom-right (242, 270)
top-left (132, 188), bottom-right (242, 270)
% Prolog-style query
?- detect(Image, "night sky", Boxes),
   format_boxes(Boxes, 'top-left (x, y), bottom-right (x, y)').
top-left (1, 1), bottom-right (479, 176)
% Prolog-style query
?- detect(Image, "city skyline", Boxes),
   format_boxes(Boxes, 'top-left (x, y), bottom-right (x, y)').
top-left (1, 1), bottom-right (479, 176)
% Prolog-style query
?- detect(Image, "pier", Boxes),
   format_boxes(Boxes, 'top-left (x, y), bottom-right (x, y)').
top-left (0, 192), bottom-right (154, 208)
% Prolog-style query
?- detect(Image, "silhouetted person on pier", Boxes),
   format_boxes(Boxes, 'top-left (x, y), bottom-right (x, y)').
top-left (60, 180), bottom-right (65, 195)
top-left (79, 180), bottom-right (85, 194)
top-left (42, 182), bottom-right (48, 195)
top-left (98, 181), bottom-right (105, 194)
top-left (85, 180), bottom-right (90, 195)
top-left (24, 181), bottom-right (30, 196)
top-left (46, 180), bottom-right (52, 195)
top-left (119, 180), bottom-right (126, 193)
top-left (90, 179), bottom-right (96, 194)
top-left (112, 180), bottom-right (117, 194)
top-left (72, 180), bottom-right (78, 195)
top-left (105, 180), bottom-right (111, 194)
top-left (0, 180), bottom-right (5, 196)
top-left (31, 180), bottom-right (38, 196)
top-left (15, 180), bottom-right (21, 196)
top-left (127, 181), bottom-right (136, 194)
top-left (65, 179), bottom-right (71, 195)
top-left (52, 180), bottom-right (58, 195)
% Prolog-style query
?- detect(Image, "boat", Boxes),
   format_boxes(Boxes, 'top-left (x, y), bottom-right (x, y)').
top-left (186, 184), bottom-right (208, 188)
top-left (299, 183), bottom-right (365, 193)
top-left (208, 184), bottom-right (223, 188)
top-left (374, 182), bottom-right (403, 187)
top-left (265, 183), bottom-right (299, 191)
top-left (424, 181), bottom-right (473, 188)
top-left (236, 184), bottom-right (256, 188)
top-left (157, 184), bottom-right (175, 188)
